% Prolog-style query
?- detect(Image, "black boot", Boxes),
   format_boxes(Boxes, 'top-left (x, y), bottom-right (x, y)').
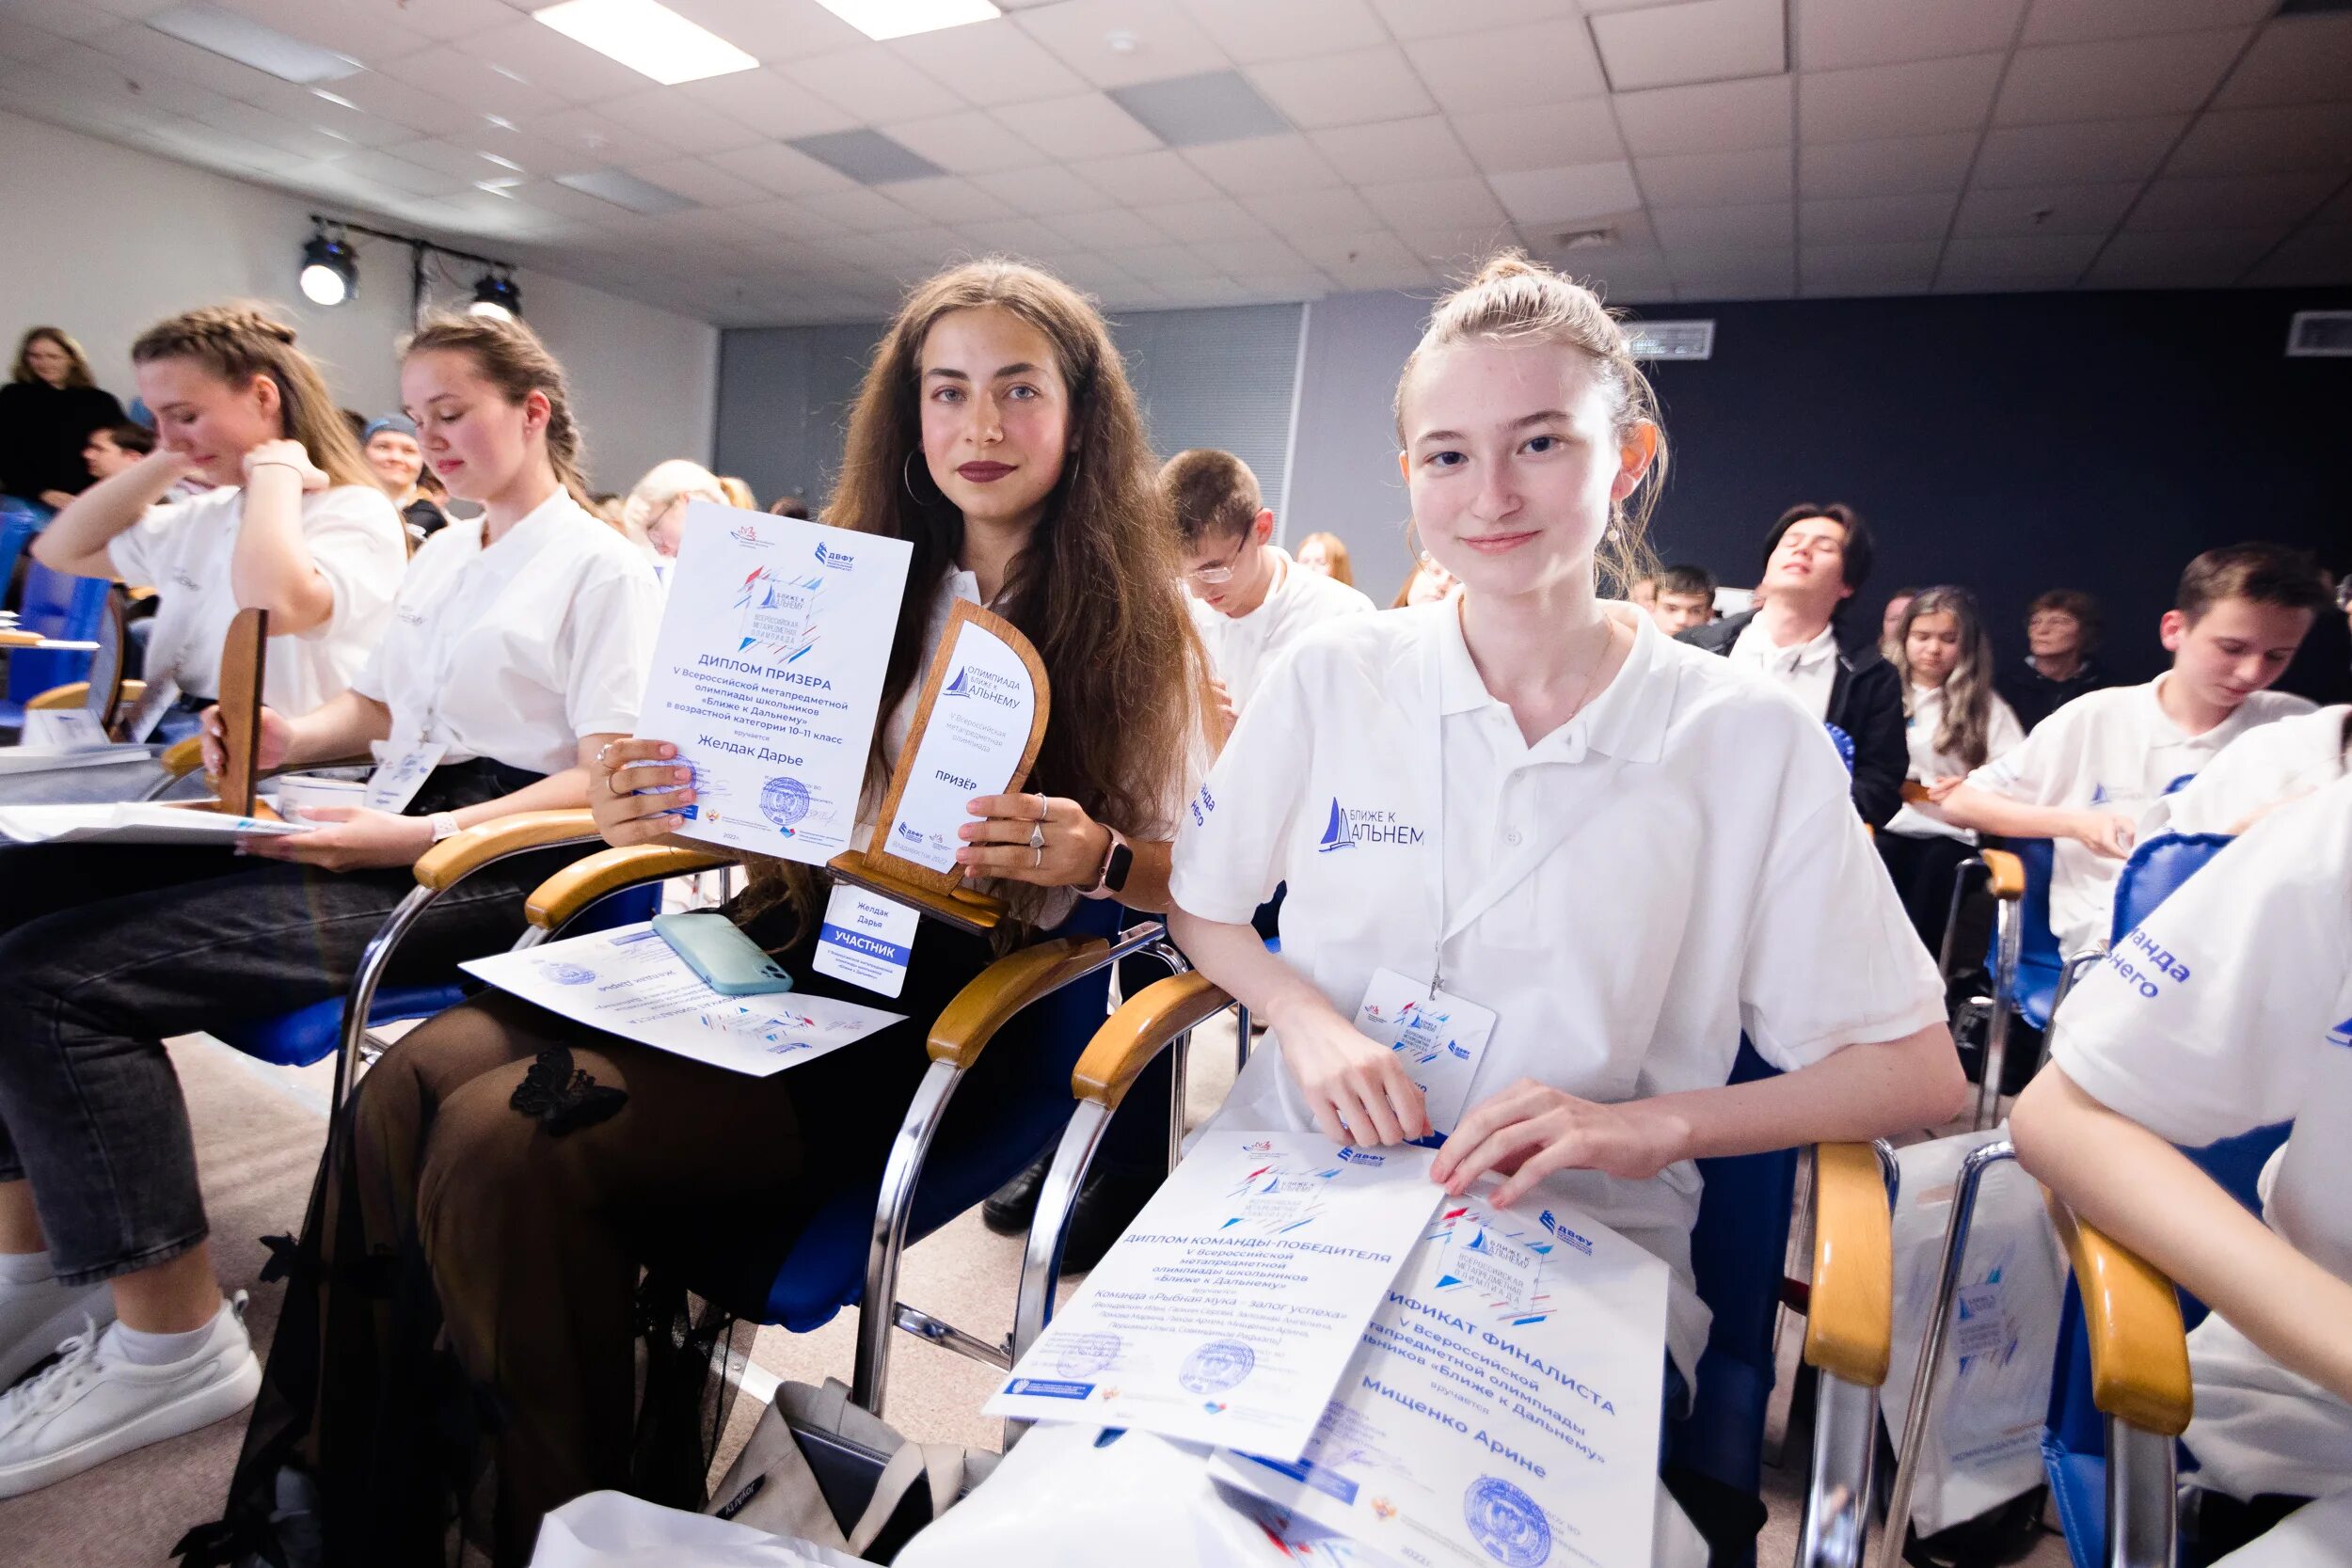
top-left (980, 1143), bottom-right (1055, 1235)
top-left (1055, 1169), bottom-right (1162, 1275)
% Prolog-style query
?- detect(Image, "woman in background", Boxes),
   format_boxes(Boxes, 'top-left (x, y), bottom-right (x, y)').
top-left (1391, 547), bottom-right (1457, 608)
top-left (362, 414), bottom-right (447, 546)
top-left (624, 457), bottom-right (728, 568)
top-left (2, 326), bottom-right (126, 511)
top-left (1295, 530), bottom-right (1354, 586)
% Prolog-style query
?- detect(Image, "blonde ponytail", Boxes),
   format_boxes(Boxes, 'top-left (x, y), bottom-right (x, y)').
top-left (131, 304), bottom-right (373, 490)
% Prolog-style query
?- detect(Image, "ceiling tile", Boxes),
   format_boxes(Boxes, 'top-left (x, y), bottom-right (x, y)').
top-left (505, 177), bottom-right (641, 223)
top-left (1357, 175), bottom-right (1506, 230)
top-left (386, 135), bottom-right (529, 182)
top-left (1101, 240), bottom-right (1225, 281)
top-left (192, 98), bottom-right (354, 161)
top-left (886, 18), bottom-right (1089, 107)
top-left (2165, 103), bottom-right (2352, 177)
top-left (1487, 159), bottom-right (1645, 225)
top-left (523, 105), bottom-right (684, 166)
top-left (456, 18), bottom-right (653, 107)
top-left (1294, 231), bottom-right (1437, 291)
top-left (1239, 183), bottom-right (1381, 239)
top-left (1794, 0), bottom-right (2026, 71)
top-left (1800, 239), bottom-right (1941, 293)
top-left (1071, 148), bottom-right (1219, 203)
top-left (2214, 14), bottom-right (2352, 109)
top-left (1308, 117), bottom-right (1474, 182)
top-left (1369, 0), bottom-right (1581, 43)
top-left (779, 43), bottom-right (967, 123)
top-left (1180, 133), bottom-right (1344, 195)
top-left (1041, 250), bottom-right (1138, 290)
top-left (1950, 181), bottom-right (2139, 237)
top-left (1184, 0), bottom-right (1387, 64)
top-left (1653, 200), bottom-right (1795, 247)
top-left (180, 0), bottom-right (429, 66)
top-left (1231, 270), bottom-right (1333, 300)
top-left (1800, 53), bottom-right (2006, 142)
top-left (1994, 29), bottom-right (2252, 126)
top-left (1052, 207), bottom-right (1172, 248)
top-left (674, 70), bottom-right (859, 141)
top-left (993, 92), bottom-right (1162, 159)
top-left (1132, 195), bottom-right (1270, 240)
top-left (2124, 169), bottom-right (2341, 232)
top-left (2240, 220), bottom-right (2352, 288)
top-left (1936, 231), bottom-right (2105, 287)
top-left (1971, 116), bottom-right (2188, 186)
top-left (1665, 247), bottom-right (1795, 299)
top-left (2023, 0), bottom-right (2273, 47)
top-left (240, 79), bottom-right (415, 147)
top-left (1590, 0), bottom-right (1784, 94)
top-left (373, 43), bottom-right (571, 120)
top-left (1405, 23), bottom-right (1607, 115)
top-left (0, 0), bottom-right (116, 44)
top-left (1636, 145), bottom-right (1792, 205)
top-left (882, 109), bottom-right (1046, 175)
top-left (1248, 44), bottom-right (1434, 129)
top-left (731, 199), bottom-right (851, 239)
top-left (1800, 190), bottom-right (1957, 243)
top-left (335, 146), bottom-right (473, 198)
top-left (1799, 132), bottom-right (1977, 198)
top-left (1615, 73), bottom-right (1790, 156)
top-left (704, 142), bottom-right (860, 198)
top-left (663, 0), bottom-right (868, 59)
top-left (970, 163), bottom-right (1118, 215)
top-left (1187, 234), bottom-right (1316, 273)
top-left (86, 20), bottom-right (302, 103)
top-left (884, 174), bottom-right (1016, 225)
top-left (1153, 277), bottom-right (1254, 305)
top-left (1450, 99), bottom-right (1625, 174)
top-left (799, 185), bottom-right (925, 232)
top-left (597, 87), bottom-right (767, 156)
top-left (32, 38), bottom-right (232, 117)
top-left (1012, 0), bottom-right (1232, 90)
top-left (628, 155), bottom-right (771, 207)
top-left (2083, 228), bottom-right (2279, 287)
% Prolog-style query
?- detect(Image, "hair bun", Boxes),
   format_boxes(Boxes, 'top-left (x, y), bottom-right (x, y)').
top-left (1466, 249), bottom-right (1543, 288)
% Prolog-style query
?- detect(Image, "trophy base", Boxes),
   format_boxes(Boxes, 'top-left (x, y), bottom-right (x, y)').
top-left (827, 850), bottom-right (1008, 937)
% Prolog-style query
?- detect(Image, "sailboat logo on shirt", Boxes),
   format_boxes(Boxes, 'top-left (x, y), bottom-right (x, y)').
top-left (2328, 1016), bottom-right (2352, 1050)
top-left (1316, 799), bottom-right (1355, 852)
top-left (1316, 798), bottom-right (1424, 853)
top-left (2089, 783), bottom-right (2112, 806)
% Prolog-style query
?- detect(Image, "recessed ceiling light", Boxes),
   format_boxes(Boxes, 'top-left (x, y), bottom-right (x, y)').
top-left (811, 0), bottom-right (999, 42)
top-left (485, 113), bottom-right (518, 131)
top-left (532, 0), bottom-right (757, 86)
top-left (475, 180), bottom-right (520, 197)
top-left (311, 88), bottom-right (358, 110)
top-left (481, 152), bottom-right (524, 171)
top-left (148, 4), bottom-right (359, 85)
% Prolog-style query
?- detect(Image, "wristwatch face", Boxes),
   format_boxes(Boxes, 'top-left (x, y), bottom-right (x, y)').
top-left (1104, 841), bottom-right (1134, 893)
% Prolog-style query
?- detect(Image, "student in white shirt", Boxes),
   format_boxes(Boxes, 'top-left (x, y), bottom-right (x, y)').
top-left (2012, 778), bottom-right (2352, 1568)
top-left (0, 312), bottom-right (661, 1499)
top-left (1936, 544), bottom-right (2330, 956)
top-left (1877, 585), bottom-right (2026, 952)
top-left (1168, 255), bottom-right (1966, 1545)
top-left (1648, 562), bottom-right (1716, 636)
top-left (1168, 447), bottom-right (1375, 715)
top-left (2141, 706), bottom-right (2351, 839)
top-left (31, 306), bottom-right (405, 739)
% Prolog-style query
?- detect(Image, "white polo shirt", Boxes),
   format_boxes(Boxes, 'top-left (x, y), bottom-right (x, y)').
top-left (103, 482), bottom-right (405, 714)
top-left (1964, 678), bottom-right (2314, 954)
top-left (2049, 777), bottom-right (2352, 1503)
top-left (1172, 601), bottom-right (1947, 1385)
top-left (1187, 546), bottom-right (1376, 710)
top-left (349, 489), bottom-right (661, 777)
top-left (1886, 683), bottom-right (2026, 843)
top-left (1728, 615), bottom-right (1840, 721)
top-left (2139, 705), bottom-right (2350, 841)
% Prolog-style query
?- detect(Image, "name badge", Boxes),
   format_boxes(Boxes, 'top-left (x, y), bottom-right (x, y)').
top-left (365, 741), bottom-right (448, 815)
top-left (811, 883), bottom-right (919, 999)
top-left (122, 674), bottom-right (182, 744)
top-left (1353, 966), bottom-right (1498, 1148)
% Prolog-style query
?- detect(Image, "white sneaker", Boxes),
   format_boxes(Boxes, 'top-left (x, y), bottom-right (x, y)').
top-left (0, 1292), bottom-right (261, 1497)
top-left (0, 1274), bottom-right (113, 1389)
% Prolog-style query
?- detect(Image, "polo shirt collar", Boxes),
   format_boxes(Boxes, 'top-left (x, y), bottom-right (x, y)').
top-left (1433, 597), bottom-right (1669, 764)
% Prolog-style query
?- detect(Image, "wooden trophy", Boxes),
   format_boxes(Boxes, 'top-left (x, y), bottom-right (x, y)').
top-left (173, 607), bottom-right (278, 819)
top-left (83, 588), bottom-right (132, 737)
top-left (828, 600), bottom-right (1050, 935)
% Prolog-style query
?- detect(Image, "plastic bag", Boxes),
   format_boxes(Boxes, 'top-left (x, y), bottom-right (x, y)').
top-left (529, 1491), bottom-right (867, 1568)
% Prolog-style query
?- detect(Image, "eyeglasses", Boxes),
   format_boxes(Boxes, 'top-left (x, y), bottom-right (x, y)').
top-left (1185, 533), bottom-right (1251, 585)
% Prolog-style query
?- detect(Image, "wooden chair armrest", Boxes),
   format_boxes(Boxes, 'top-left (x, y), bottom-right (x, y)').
top-left (1071, 971), bottom-right (1234, 1109)
top-left (926, 934), bottom-right (1117, 1068)
top-left (2043, 1191), bottom-right (2193, 1435)
top-left (1980, 847), bottom-right (2027, 901)
top-left (26, 681), bottom-right (91, 712)
top-left (525, 845), bottom-right (730, 928)
top-left (1804, 1142), bottom-right (1895, 1386)
top-left (0, 629), bottom-right (41, 648)
top-left (413, 808), bottom-right (602, 892)
top-left (159, 736), bottom-right (206, 778)
top-left (125, 584), bottom-right (158, 602)
top-left (1900, 780), bottom-right (1931, 804)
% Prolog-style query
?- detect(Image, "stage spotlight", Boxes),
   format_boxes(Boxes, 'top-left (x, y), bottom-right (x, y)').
top-left (469, 271), bottom-right (521, 319)
top-left (298, 228), bottom-right (356, 306)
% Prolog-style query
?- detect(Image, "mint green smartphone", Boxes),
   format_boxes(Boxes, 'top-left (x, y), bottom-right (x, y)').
top-left (651, 911), bottom-right (795, 996)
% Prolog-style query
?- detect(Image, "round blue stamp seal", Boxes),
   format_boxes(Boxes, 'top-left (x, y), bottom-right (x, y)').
top-left (1178, 1338), bottom-right (1256, 1395)
top-left (760, 775), bottom-right (811, 830)
top-left (1056, 1330), bottom-right (1120, 1379)
top-left (1463, 1476), bottom-right (1550, 1567)
top-left (540, 962), bottom-right (596, 987)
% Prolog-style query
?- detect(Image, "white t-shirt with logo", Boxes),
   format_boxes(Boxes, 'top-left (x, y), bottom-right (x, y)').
top-left (1187, 547), bottom-right (1375, 710)
top-left (2139, 705), bottom-right (2351, 842)
top-left (1886, 683), bottom-right (2026, 843)
top-left (103, 482), bottom-right (405, 714)
top-left (2049, 776), bottom-right (2352, 1503)
top-left (350, 489), bottom-right (661, 777)
top-left (1964, 676), bottom-right (2314, 954)
top-left (1171, 601), bottom-right (1947, 1385)
top-left (1728, 615), bottom-right (1839, 721)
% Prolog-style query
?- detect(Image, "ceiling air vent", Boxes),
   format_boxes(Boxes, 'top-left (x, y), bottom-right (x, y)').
top-left (1625, 320), bottom-right (1714, 361)
top-left (2285, 310), bottom-right (2352, 357)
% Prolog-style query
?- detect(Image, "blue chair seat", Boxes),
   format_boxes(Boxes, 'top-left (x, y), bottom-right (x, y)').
top-left (1979, 837), bottom-right (2063, 1029)
top-left (215, 983), bottom-right (472, 1069)
top-left (3, 556), bottom-right (108, 729)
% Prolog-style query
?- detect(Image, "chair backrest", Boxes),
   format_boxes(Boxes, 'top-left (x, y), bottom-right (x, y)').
top-left (1984, 837), bottom-right (2064, 1026)
top-left (2109, 832), bottom-right (2233, 943)
top-left (1668, 1037), bottom-right (1799, 1521)
top-left (6, 559), bottom-right (111, 704)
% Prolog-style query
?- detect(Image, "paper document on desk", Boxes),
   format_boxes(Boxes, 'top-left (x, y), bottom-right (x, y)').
top-left (1209, 1193), bottom-right (1668, 1568)
top-left (0, 803), bottom-right (306, 845)
top-left (463, 922), bottom-right (903, 1078)
top-left (987, 1131), bottom-right (1441, 1457)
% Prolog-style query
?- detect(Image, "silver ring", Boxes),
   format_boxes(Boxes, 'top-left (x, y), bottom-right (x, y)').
top-left (1033, 845), bottom-right (1043, 868)
top-left (1028, 821), bottom-right (1047, 849)
top-left (1034, 793), bottom-right (1050, 822)
top-left (596, 740), bottom-right (620, 770)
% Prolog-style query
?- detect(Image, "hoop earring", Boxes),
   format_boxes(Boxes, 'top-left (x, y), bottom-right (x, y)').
top-left (902, 450), bottom-right (936, 504)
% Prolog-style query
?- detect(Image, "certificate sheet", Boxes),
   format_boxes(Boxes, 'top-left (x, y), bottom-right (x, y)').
top-left (637, 503), bottom-right (911, 866)
top-left (0, 803), bottom-right (307, 845)
top-left (1210, 1194), bottom-right (1669, 1568)
top-left (463, 923), bottom-right (904, 1078)
top-left (987, 1131), bottom-right (1442, 1457)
